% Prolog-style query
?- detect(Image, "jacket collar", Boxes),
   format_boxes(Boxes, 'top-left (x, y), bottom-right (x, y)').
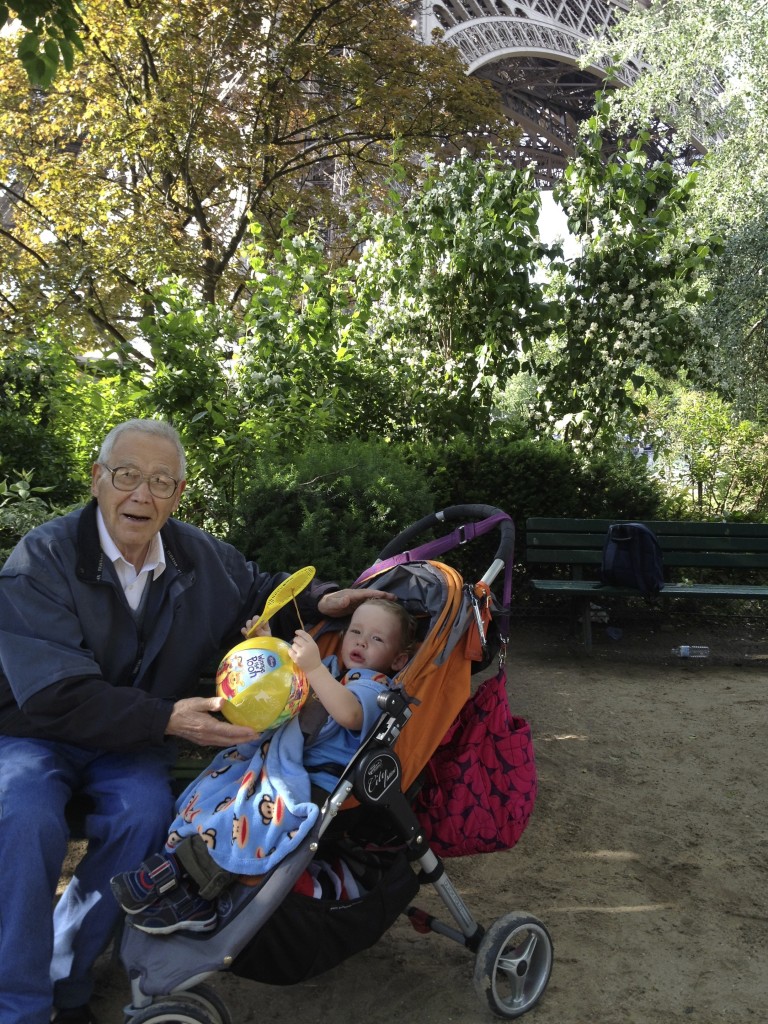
top-left (75, 498), bottom-right (194, 582)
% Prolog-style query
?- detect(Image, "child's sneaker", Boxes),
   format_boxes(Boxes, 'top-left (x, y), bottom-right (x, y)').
top-left (110, 853), bottom-right (181, 914)
top-left (130, 884), bottom-right (218, 935)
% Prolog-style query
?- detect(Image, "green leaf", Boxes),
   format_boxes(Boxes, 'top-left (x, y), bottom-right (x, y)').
top-left (17, 31), bottom-right (41, 59)
top-left (43, 38), bottom-right (61, 67)
top-left (22, 52), bottom-right (48, 86)
top-left (59, 37), bottom-right (75, 71)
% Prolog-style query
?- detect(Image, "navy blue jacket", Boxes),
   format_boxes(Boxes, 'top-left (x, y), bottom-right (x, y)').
top-left (0, 500), bottom-right (334, 751)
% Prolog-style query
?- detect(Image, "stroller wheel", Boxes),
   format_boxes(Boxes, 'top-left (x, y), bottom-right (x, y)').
top-left (473, 912), bottom-right (553, 1019)
top-left (125, 983), bottom-right (232, 1024)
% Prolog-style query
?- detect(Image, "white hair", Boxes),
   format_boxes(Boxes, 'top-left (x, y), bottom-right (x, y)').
top-left (98, 419), bottom-right (187, 478)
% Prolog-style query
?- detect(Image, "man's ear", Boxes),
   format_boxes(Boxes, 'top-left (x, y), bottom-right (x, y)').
top-left (171, 479), bottom-right (187, 513)
top-left (90, 462), bottom-right (103, 497)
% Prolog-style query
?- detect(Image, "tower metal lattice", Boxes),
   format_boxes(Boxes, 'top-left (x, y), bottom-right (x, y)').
top-left (415, 0), bottom-right (649, 185)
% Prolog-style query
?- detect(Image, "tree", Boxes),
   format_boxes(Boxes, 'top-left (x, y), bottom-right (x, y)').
top-left (0, 0), bottom-right (508, 362)
top-left (0, 327), bottom-right (140, 506)
top-left (350, 149), bottom-right (553, 439)
top-left (646, 382), bottom-right (768, 521)
top-left (528, 99), bottom-right (718, 444)
top-left (585, 0), bottom-right (768, 416)
top-left (586, 0), bottom-right (768, 192)
top-left (235, 219), bottom-right (372, 449)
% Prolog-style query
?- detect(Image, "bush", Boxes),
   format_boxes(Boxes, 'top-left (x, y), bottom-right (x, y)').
top-left (407, 429), bottom-right (669, 578)
top-left (226, 429), bottom-right (667, 591)
top-left (227, 439), bottom-right (436, 584)
top-left (413, 429), bottom-right (666, 523)
top-left (0, 473), bottom-right (74, 566)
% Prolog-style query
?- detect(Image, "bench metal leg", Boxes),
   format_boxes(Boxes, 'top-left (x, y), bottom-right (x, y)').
top-left (567, 595), bottom-right (593, 650)
top-left (580, 597), bottom-right (593, 651)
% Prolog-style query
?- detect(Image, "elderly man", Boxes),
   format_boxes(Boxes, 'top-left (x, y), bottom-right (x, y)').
top-left (0, 418), bottom-right (387, 1024)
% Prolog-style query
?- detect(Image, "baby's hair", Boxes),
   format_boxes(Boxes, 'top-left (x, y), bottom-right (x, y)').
top-left (361, 597), bottom-right (417, 654)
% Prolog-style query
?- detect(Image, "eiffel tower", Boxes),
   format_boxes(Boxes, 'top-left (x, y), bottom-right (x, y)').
top-left (414, 0), bottom-right (650, 185)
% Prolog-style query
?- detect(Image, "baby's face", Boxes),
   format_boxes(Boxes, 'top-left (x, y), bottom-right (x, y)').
top-left (340, 604), bottom-right (404, 674)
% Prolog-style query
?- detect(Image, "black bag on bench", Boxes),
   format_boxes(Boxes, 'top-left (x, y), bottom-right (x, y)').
top-left (600, 522), bottom-right (664, 598)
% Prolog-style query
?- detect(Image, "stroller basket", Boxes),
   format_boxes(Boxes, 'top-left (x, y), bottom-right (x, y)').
top-left (119, 504), bottom-right (553, 1022)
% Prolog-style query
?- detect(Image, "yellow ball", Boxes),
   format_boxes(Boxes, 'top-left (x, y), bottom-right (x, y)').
top-left (216, 636), bottom-right (309, 733)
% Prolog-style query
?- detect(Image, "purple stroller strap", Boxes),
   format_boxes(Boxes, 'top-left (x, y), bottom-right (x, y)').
top-left (353, 512), bottom-right (513, 614)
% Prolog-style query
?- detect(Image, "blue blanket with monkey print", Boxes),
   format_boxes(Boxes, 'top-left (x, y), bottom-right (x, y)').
top-left (165, 668), bottom-right (388, 876)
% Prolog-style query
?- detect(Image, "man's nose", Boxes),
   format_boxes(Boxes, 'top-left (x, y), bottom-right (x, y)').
top-left (130, 479), bottom-right (153, 499)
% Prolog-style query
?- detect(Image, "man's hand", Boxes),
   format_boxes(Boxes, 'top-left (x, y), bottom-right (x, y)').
top-left (317, 588), bottom-right (395, 618)
top-left (165, 696), bottom-right (257, 747)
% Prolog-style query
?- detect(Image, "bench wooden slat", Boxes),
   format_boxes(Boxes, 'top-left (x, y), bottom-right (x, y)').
top-left (527, 517), bottom-right (768, 538)
top-left (530, 538), bottom-right (768, 555)
top-left (530, 549), bottom-right (768, 569)
top-left (531, 580), bottom-right (768, 598)
top-left (662, 553), bottom-right (768, 568)
top-left (530, 533), bottom-right (768, 553)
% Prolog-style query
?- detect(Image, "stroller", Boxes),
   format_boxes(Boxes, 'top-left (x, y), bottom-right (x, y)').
top-left (119, 504), bottom-right (553, 1022)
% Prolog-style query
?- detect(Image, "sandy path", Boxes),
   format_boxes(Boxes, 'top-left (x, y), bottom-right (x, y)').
top-left (74, 617), bottom-right (768, 1023)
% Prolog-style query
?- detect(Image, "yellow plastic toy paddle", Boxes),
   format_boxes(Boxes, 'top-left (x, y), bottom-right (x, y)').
top-left (246, 565), bottom-right (316, 637)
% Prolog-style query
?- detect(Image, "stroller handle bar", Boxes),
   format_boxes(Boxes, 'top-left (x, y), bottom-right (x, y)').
top-left (376, 504), bottom-right (515, 570)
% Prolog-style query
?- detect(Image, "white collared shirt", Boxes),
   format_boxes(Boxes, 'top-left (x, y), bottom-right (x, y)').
top-left (96, 507), bottom-right (167, 610)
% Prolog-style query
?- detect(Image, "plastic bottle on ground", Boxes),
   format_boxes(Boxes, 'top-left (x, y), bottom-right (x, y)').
top-left (671, 645), bottom-right (710, 659)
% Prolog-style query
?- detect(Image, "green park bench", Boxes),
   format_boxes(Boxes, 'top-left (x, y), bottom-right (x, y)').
top-left (525, 517), bottom-right (768, 650)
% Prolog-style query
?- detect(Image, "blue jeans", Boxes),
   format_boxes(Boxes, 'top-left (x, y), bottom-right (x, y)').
top-left (0, 737), bottom-right (176, 1024)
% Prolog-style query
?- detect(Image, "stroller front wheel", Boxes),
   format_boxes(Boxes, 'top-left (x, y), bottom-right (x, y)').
top-left (125, 983), bottom-right (232, 1024)
top-left (473, 911), bottom-right (553, 1019)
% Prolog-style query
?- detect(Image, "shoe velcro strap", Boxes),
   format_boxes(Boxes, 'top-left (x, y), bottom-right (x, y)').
top-left (143, 853), bottom-right (179, 895)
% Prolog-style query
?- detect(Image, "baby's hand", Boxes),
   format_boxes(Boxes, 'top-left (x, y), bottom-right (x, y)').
top-left (290, 629), bottom-right (322, 673)
top-left (241, 617), bottom-right (271, 639)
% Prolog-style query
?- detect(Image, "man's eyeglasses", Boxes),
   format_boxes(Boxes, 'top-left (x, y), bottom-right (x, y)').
top-left (103, 465), bottom-right (179, 499)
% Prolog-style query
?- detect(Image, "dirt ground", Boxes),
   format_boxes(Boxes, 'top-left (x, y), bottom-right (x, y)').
top-left (76, 608), bottom-right (768, 1023)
